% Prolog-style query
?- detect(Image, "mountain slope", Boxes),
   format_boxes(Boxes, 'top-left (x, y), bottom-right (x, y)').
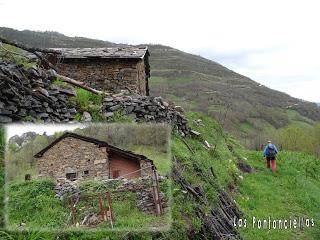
top-left (236, 151), bottom-right (320, 239)
top-left (1, 27), bottom-right (320, 144)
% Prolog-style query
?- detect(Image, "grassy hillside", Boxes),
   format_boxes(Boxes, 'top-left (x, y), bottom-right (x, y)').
top-left (236, 151), bottom-right (320, 239)
top-left (0, 113), bottom-right (246, 239)
top-left (1, 27), bottom-right (320, 146)
top-left (1, 113), bottom-right (320, 239)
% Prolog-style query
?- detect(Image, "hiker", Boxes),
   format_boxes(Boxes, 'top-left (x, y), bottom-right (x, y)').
top-left (263, 141), bottom-right (278, 173)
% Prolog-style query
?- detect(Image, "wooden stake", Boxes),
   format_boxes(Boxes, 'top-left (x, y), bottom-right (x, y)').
top-left (70, 197), bottom-right (76, 225)
top-left (106, 192), bottom-right (114, 222)
top-left (98, 193), bottom-right (104, 222)
top-left (152, 166), bottom-right (162, 216)
top-left (154, 168), bottom-right (163, 215)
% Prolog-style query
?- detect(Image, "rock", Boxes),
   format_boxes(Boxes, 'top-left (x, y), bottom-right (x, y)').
top-left (100, 95), bottom-right (191, 136)
top-left (37, 113), bottom-right (49, 119)
top-left (109, 104), bottom-right (121, 111)
top-left (81, 112), bottom-right (92, 122)
top-left (6, 105), bottom-right (18, 113)
top-left (0, 115), bottom-right (13, 123)
top-left (190, 130), bottom-right (201, 136)
top-left (0, 109), bottom-right (12, 115)
top-left (162, 101), bottom-right (169, 108)
top-left (103, 112), bottom-right (114, 118)
top-left (204, 140), bottom-right (211, 149)
top-left (81, 213), bottom-right (100, 226)
top-left (35, 87), bottom-right (50, 97)
top-left (58, 87), bottom-right (76, 96)
top-left (174, 105), bottom-right (184, 113)
top-left (104, 97), bottom-right (114, 102)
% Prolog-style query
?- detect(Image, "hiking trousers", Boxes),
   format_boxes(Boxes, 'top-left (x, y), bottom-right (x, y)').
top-left (266, 157), bottom-right (276, 173)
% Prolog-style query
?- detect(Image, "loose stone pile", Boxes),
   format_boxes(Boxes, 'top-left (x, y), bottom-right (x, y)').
top-left (136, 188), bottom-right (167, 214)
top-left (0, 62), bottom-right (77, 123)
top-left (54, 178), bottom-right (80, 200)
top-left (101, 95), bottom-right (191, 136)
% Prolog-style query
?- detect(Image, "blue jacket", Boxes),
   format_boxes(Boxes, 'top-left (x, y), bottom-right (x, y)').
top-left (263, 143), bottom-right (278, 157)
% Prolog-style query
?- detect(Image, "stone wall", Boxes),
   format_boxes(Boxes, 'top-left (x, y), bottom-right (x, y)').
top-left (140, 159), bottom-right (153, 178)
top-left (101, 95), bottom-right (191, 136)
top-left (37, 137), bottom-right (109, 181)
top-left (56, 58), bottom-right (148, 95)
top-left (0, 62), bottom-right (77, 123)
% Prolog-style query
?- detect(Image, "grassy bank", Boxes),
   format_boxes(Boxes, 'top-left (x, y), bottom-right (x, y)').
top-left (7, 179), bottom-right (171, 231)
top-left (236, 151), bottom-right (320, 239)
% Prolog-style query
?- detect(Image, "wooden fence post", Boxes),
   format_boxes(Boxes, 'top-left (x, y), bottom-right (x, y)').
top-left (106, 192), bottom-right (114, 228)
top-left (98, 193), bottom-right (104, 222)
top-left (70, 197), bottom-right (76, 225)
top-left (152, 166), bottom-right (163, 216)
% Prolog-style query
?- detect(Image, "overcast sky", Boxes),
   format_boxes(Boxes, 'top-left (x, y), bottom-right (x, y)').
top-left (0, 0), bottom-right (319, 102)
top-left (5, 124), bottom-right (84, 142)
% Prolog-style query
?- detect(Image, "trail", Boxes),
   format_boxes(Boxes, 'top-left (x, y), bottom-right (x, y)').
top-left (236, 151), bottom-right (320, 240)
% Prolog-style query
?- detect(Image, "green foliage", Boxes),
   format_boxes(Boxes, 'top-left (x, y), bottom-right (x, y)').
top-left (124, 145), bottom-right (171, 175)
top-left (0, 128), bottom-right (5, 228)
top-left (69, 88), bottom-right (104, 121)
top-left (6, 134), bottom-right (50, 182)
top-left (107, 110), bottom-right (134, 123)
top-left (0, 44), bottom-right (36, 68)
top-left (7, 180), bottom-right (68, 230)
top-left (236, 151), bottom-right (320, 239)
top-left (21, 116), bottom-right (34, 122)
top-left (74, 88), bottom-right (102, 109)
top-left (270, 123), bottom-right (320, 157)
top-left (169, 112), bottom-right (244, 236)
top-left (53, 79), bottom-right (68, 87)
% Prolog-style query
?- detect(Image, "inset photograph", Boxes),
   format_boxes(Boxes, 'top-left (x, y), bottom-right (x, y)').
top-left (5, 123), bottom-right (171, 231)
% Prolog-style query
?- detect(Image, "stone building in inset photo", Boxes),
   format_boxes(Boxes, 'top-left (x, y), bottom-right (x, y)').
top-left (47, 47), bottom-right (150, 95)
top-left (34, 132), bottom-right (154, 181)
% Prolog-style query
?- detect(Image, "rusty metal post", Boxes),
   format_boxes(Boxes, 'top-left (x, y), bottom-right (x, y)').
top-left (98, 193), bottom-right (104, 222)
top-left (70, 197), bottom-right (76, 225)
top-left (106, 192), bottom-right (114, 222)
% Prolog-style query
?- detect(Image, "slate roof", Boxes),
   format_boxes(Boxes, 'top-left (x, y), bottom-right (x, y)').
top-left (33, 132), bottom-right (153, 165)
top-left (50, 47), bottom-right (149, 59)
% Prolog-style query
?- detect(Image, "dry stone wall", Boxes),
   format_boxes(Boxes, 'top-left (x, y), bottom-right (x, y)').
top-left (0, 62), bottom-right (77, 123)
top-left (101, 95), bottom-right (191, 136)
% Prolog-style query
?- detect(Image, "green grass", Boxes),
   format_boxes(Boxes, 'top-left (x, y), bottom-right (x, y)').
top-left (3, 111), bottom-right (320, 239)
top-left (7, 180), bottom-right (68, 230)
top-left (69, 88), bottom-right (104, 121)
top-left (7, 179), bottom-right (171, 231)
top-left (124, 145), bottom-right (170, 175)
top-left (236, 151), bottom-right (320, 239)
top-left (239, 121), bottom-right (255, 133)
top-left (149, 76), bottom-right (193, 87)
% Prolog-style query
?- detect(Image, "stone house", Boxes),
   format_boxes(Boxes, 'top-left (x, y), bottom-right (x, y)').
top-left (48, 47), bottom-right (150, 95)
top-left (34, 132), bottom-right (154, 181)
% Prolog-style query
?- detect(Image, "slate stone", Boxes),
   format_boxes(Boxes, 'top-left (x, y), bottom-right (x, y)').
top-left (0, 115), bottom-right (12, 123)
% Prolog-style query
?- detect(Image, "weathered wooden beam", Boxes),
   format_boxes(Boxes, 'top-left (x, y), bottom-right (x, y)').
top-left (57, 74), bottom-right (104, 95)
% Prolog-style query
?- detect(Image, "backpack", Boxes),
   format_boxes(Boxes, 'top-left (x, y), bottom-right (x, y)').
top-left (267, 144), bottom-right (276, 158)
